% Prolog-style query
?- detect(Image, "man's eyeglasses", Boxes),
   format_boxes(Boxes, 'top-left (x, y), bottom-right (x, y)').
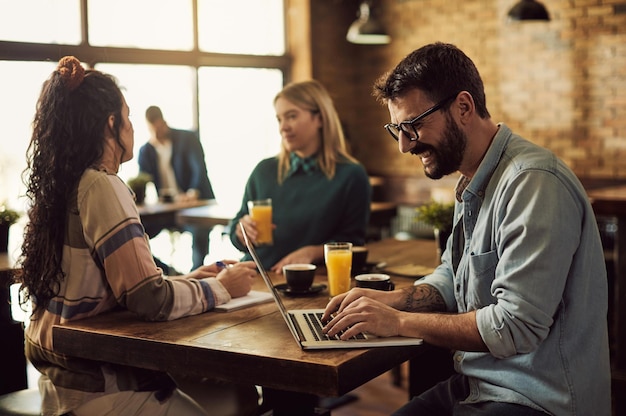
top-left (384, 93), bottom-right (459, 142)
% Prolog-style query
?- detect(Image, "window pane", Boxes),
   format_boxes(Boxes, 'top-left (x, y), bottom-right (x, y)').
top-left (88, 0), bottom-right (193, 50)
top-left (198, 0), bottom-right (285, 55)
top-left (0, 62), bottom-right (56, 320)
top-left (198, 67), bottom-right (283, 209)
top-left (0, 0), bottom-right (81, 44)
top-left (0, 61), bottom-right (56, 211)
top-left (95, 63), bottom-right (196, 182)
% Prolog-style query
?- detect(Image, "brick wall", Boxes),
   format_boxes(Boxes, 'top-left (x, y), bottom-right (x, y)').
top-left (309, 0), bottom-right (626, 191)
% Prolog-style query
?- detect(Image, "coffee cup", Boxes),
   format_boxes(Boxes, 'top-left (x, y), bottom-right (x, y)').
top-left (351, 246), bottom-right (369, 275)
top-left (355, 273), bottom-right (394, 291)
top-left (160, 188), bottom-right (175, 203)
top-left (283, 264), bottom-right (316, 292)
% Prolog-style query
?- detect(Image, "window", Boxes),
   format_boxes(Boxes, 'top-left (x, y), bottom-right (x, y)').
top-left (198, 0), bottom-right (285, 55)
top-left (198, 67), bottom-right (283, 209)
top-left (95, 63), bottom-right (197, 181)
top-left (88, 0), bottom-right (194, 50)
top-left (0, 0), bottom-right (288, 215)
top-left (0, 0), bottom-right (81, 44)
top-left (0, 61), bottom-right (56, 210)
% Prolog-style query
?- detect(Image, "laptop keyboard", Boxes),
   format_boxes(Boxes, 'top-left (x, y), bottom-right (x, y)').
top-left (304, 312), bottom-right (366, 341)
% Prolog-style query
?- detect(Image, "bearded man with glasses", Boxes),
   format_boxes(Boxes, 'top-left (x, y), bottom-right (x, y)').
top-left (322, 42), bottom-right (610, 416)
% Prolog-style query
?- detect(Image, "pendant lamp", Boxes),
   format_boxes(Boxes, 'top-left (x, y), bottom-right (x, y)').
top-left (346, 1), bottom-right (390, 45)
top-left (508, 0), bottom-right (550, 21)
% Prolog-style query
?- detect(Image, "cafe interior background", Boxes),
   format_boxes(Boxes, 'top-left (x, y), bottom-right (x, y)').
top-left (1, 0), bottom-right (625, 398)
top-left (2, 0), bottom-right (625, 214)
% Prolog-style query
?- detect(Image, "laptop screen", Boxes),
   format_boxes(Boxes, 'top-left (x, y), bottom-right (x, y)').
top-left (239, 223), bottom-right (300, 337)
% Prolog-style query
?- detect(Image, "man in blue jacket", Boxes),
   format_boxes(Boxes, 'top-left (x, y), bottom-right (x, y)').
top-left (138, 106), bottom-right (215, 272)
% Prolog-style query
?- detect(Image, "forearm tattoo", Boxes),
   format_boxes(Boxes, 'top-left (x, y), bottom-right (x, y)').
top-left (402, 284), bottom-right (446, 312)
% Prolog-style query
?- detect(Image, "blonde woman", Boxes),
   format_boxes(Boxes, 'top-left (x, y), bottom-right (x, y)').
top-left (231, 80), bottom-right (371, 272)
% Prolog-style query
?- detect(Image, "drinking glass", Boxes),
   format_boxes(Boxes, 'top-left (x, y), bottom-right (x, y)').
top-left (324, 242), bottom-right (353, 297)
top-left (247, 198), bottom-right (273, 245)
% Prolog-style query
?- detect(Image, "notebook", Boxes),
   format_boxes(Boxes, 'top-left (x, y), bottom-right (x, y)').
top-left (239, 223), bottom-right (423, 350)
top-left (215, 290), bottom-right (274, 312)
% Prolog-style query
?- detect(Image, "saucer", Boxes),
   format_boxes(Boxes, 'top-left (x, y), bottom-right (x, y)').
top-left (274, 283), bottom-right (327, 297)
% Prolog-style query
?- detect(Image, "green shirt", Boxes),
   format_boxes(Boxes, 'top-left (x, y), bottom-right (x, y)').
top-left (229, 156), bottom-right (371, 269)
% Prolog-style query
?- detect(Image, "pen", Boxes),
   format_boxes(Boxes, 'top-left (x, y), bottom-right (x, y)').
top-left (216, 261), bottom-right (232, 270)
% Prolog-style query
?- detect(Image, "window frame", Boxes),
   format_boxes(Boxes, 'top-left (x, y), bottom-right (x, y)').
top-left (0, 0), bottom-right (292, 130)
top-left (0, 0), bottom-right (297, 210)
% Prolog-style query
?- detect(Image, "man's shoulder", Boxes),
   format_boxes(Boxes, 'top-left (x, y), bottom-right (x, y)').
top-left (170, 128), bottom-right (198, 141)
top-left (138, 140), bottom-right (156, 154)
top-left (138, 140), bottom-right (153, 149)
top-left (486, 125), bottom-right (557, 176)
top-left (504, 134), bottom-right (559, 173)
top-left (493, 129), bottom-right (582, 194)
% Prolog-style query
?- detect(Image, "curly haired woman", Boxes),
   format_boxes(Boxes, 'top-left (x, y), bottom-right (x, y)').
top-left (17, 56), bottom-right (258, 416)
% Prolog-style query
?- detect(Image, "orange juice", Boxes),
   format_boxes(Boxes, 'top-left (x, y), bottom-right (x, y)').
top-left (325, 247), bottom-right (352, 296)
top-left (249, 202), bottom-right (273, 245)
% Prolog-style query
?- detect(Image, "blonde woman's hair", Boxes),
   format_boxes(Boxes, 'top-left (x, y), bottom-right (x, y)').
top-left (275, 80), bottom-right (357, 184)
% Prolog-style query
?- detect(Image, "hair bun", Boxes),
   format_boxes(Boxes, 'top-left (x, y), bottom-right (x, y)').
top-left (57, 56), bottom-right (85, 92)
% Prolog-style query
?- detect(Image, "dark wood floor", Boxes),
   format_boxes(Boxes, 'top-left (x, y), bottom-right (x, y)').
top-left (330, 363), bottom-right (409, 416)
top-left (175, 364), bottom-right (410, 416)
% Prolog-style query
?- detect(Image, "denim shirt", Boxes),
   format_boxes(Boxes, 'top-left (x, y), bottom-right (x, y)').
top-left (419, 124), bottom-right (611, 415)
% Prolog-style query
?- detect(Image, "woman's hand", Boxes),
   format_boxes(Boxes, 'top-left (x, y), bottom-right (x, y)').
top-left (236, 215), bottom-right (277, 245)
top-left (235, 215), bottom-right (258, 244)
top-left (185, 261), bottom-right (257, 298)
top-left (215, 261), bottom-right (257, 298)
top-left (191, 260), bottom-right (237, 275)
top-left (270, 245), bottom-right (322, 273)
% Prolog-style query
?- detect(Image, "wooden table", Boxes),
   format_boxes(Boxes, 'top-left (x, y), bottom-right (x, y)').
top-left (369, 202), bottom-right (398, 240)
top-left (51, 239), bottom-right (438, 411)
top-left (173, 201), bottom-right (398, 240)
top-left (136, 199), bottom-right (211, 228)
top-left (175, 203), bottom-right (236, 228)
top-left (587, 184), bottom-right (626, 413)
top-left (0, 252), bottom-right (12, 272)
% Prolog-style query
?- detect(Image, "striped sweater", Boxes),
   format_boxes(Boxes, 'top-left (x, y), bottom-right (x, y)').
top-left (25, 167), bottom-right (230, 415)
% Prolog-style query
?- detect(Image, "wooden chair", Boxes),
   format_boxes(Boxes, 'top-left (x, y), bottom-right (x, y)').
top-left (0, 388), bottom-right (41, 416)
top-left (613, 369), bottom-right (625, 416)
top-left (0, 270), bottom-right (41, 416)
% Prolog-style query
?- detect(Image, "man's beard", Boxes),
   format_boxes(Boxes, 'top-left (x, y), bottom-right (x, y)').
top-left (411, 113), bottom-right (466, 180)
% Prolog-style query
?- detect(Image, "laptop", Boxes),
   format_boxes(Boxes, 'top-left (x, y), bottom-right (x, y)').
top-left (239, 223), bottom-right (423, 350)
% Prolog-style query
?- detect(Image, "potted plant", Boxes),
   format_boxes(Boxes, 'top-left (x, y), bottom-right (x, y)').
top-left (415, 200), bottom-right (455, 259)
top-left (127, 173), bottom-right (152, 204)
top-left (0, 204), bottom-right (21, 253)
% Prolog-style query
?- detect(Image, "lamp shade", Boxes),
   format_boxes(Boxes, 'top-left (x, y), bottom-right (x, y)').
top-left (346, 2), bottom-right (390, 45)
top-left (508, 0), bottom-right (550, 21)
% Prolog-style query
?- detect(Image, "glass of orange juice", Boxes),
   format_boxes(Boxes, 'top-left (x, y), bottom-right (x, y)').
top-left (324, 242), bottom-right (353, 297)
top-left (247, 198), bottom-right (273, 245)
